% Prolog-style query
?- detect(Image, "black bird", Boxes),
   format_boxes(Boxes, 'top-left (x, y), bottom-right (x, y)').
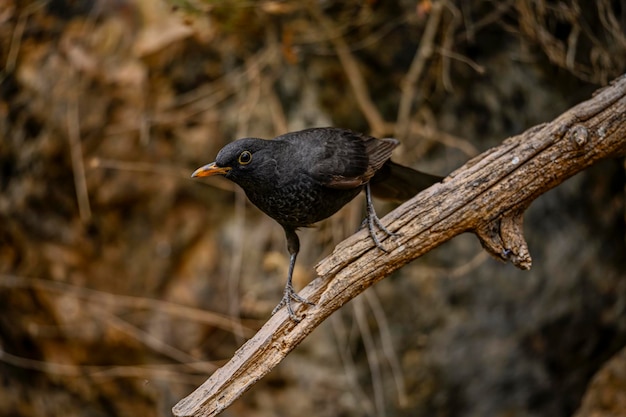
top-left (192, 127), bottom-right (441, 321)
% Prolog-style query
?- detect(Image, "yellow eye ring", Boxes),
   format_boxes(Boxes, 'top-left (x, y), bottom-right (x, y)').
top-left (238, 150), bottom-right (252, 165)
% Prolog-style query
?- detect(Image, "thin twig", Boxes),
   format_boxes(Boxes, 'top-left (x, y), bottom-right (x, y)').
top-left (0, 348), bottom-right (208, 384)
top-left (330, 315), bottom-right (376, 417)
top-left (458, 0), bottom-right (515, 43)
top-left (5, 6), bottom-right (27, 74)
top-left (67, 92), bottom-right (92, 223)
top-left (353, 297), bottom-right (386, 417)
top-left (411, 109), bottom-right (480, 157)
top-left (437, 48), bottom-right (485, 74)
top-left (3, 1), bottom-right (47, 78)
top-left (440, 1), bottom-right (462, 92)
top-left (364, 290), bottom-right (408, 408)
top-left (91, 304), bottom-right (217, 374)
top-left (308, 3), bottom-right (387, 136)
top-left (0, 274), bottom-right (256, 336)
top-left (396, 1), bottom-right (444, 140)
top-left (448, 250), bottom-right (489, 278)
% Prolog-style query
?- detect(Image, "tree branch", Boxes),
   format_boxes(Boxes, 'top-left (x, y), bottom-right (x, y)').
top-left (173, 74), bottom-right (626, 417)
top-left (307, 3), bottom-right (388, 137)
top-left (396, 0), bottom-right (443, 140)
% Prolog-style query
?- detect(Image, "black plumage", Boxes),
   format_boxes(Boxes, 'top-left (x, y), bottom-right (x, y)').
top-left (192, 127), bottom-right (441, 321)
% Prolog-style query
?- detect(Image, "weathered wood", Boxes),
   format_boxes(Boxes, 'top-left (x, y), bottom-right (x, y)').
top-left (173, 74), bottom-right (626, 417)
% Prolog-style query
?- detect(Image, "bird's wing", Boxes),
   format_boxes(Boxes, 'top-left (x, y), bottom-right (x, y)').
top-left (289, 128), bottom-right (398, 190)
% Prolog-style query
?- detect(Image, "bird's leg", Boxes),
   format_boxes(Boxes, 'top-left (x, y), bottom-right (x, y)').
top-left (271, 227), bottom-right (315, 322)
top-left (365, 182), bottom-right (400, 252)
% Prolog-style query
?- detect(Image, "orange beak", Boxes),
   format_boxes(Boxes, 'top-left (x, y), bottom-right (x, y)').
top-left (191, 162), bottom-right (232, 178)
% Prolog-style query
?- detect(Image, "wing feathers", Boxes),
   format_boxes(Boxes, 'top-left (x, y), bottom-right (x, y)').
top-left (308, 129), bottom-right (398, 189)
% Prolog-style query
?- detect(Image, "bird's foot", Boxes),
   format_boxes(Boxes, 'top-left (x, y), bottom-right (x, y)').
top-left (272, 282), bottom-right (315, 322)
top-left (366, 210), bottom-right (401, 253)
top-left (363, 183), bottom-right (400, 252)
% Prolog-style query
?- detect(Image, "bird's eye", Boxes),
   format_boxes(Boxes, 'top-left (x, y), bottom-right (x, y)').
top-left (238, 150), bottom-right (252, 165)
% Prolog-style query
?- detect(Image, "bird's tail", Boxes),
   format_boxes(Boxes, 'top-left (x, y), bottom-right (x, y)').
top-left (369, 160), bottom-right (442, 202)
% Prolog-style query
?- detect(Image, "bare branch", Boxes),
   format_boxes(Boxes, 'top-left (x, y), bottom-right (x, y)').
top-left (0, 274), bottom-right (256, 336)
top-left (173, 74), bottom-right (626, 417)
top-left (396, 1), bottom-right (444, 140)
top-left (67, 92), bottom-right (92, 223)
top-left (308, 4), bottom-right (387, 136)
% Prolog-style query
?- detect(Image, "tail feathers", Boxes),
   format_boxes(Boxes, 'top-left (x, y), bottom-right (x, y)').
top-left (369, 161), bottom-right (442, 202)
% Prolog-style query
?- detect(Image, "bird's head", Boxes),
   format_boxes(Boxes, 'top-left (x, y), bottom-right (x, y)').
top-left (191, 138), bottom-right (276, 187)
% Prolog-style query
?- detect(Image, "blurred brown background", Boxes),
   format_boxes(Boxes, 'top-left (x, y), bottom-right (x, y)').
top-left (1, 1), bottom-right (625, 416)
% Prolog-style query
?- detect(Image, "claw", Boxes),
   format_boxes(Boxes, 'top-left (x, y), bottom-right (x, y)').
top-left (272, 282), bottom-right (314, 322)
top-left (365, 183), bottom-right (401, 252)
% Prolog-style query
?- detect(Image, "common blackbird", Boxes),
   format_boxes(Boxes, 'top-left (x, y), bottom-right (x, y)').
top-left (192, 127), bottom-right (441, 321)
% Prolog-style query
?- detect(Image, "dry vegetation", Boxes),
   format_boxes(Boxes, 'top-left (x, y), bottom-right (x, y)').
top-left (1, 1), bottom-right (625, 416)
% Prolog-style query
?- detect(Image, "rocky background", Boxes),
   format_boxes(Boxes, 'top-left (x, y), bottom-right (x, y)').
top-left (1, 1), bottom-right (625, 416)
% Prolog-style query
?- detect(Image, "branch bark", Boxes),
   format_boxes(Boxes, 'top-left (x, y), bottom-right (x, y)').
top-left (173, 74), bottom-right (626, 417)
